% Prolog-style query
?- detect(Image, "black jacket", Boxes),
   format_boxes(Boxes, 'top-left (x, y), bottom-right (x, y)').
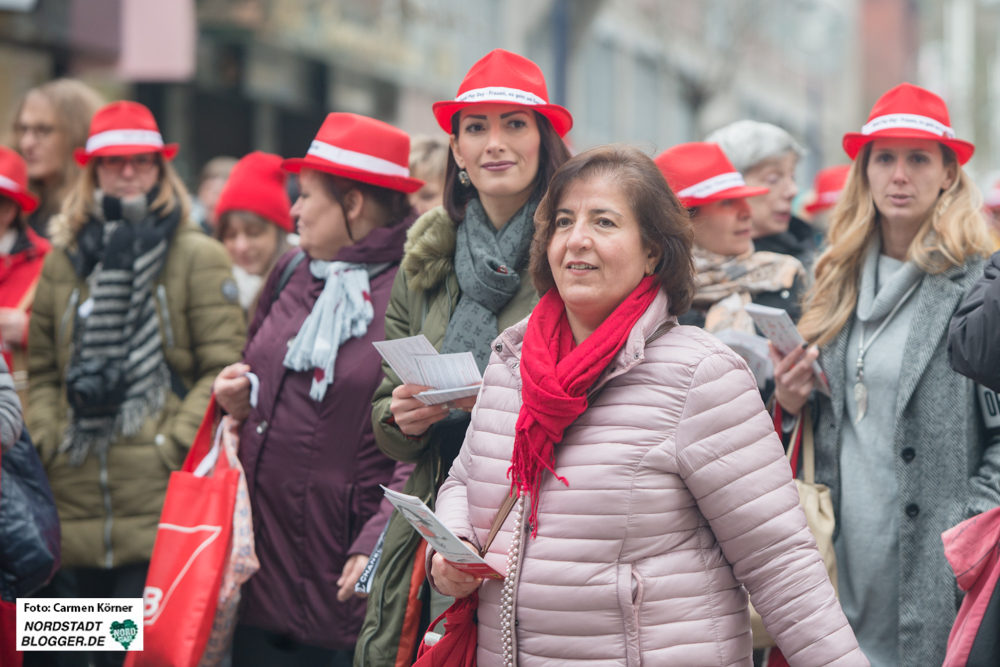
top-left (949, 250), bottom-right (1000, 392)
top-left (753, 216), bottom-right (817, 272)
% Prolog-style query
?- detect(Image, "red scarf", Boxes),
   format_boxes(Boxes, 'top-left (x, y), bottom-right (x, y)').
top-left (509, 276), bottom-right (660, 536)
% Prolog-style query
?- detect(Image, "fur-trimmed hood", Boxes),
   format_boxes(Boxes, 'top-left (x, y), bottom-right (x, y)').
top-left (400, 206), bottom-right (456, 292)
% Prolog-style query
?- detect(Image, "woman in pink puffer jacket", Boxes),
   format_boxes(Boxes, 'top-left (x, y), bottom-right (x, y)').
top-left (429, 145), bottom-right (868, 667)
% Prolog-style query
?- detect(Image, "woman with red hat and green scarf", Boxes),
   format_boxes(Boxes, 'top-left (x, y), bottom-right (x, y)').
top-left (773, 83), bottom-right (999, 666)
top-left (27, 100), bottom-right (245, 667)
top-left (355, 49), bottom-right (571, 667)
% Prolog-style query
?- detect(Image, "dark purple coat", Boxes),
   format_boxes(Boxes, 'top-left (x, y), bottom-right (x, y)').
top-left (237, 212), bottom-right (416, 649)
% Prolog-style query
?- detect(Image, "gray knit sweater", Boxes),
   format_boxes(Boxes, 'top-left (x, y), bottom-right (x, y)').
top-left (0, 355), bottom-right (23, 451)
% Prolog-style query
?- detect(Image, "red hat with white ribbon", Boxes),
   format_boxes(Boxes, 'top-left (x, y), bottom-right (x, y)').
top-left (0, 146), bottom-right (39, 213)
top-left (805, 164), bottom-right (852, 214)
top-left (654, 142), bottom-right (769, 208)
top-left (432, 49), bottom-right (573, 137)
top-left (842, 83), bottom-right (974, 164)
top-left (282, 113), bottom-right (424, 194)
top-left (74, 100), bottom-right (179, 166)
top-left (215, 152), bottom-right (294, 232)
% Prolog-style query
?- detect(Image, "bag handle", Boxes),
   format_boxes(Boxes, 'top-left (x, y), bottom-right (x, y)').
top-left (785, 410), bottom-right (816, 484)
top-left (480, 492), bottom-right (518, 558)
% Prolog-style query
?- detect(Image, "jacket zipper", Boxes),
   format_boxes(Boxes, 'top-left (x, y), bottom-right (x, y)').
top-left (156, 285), bottom-right (174, 348)
top-left (98, 449), bottom-right (114, 568)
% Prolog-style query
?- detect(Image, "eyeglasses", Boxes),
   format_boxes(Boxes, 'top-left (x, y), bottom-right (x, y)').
top-left (14, 123), bottom-right (56, 140)
top-left (97, 154), bottom-right (160, 174)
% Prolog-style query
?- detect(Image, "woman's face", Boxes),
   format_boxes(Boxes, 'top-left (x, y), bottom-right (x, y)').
top-left (743, 151), bottom-right (799, 238)
top-left (449, 104), bottom-right (541, 200)
top-left (408, 178), bottom-right (443, 216)
top-left (16, 92), bottom-right (67, 184)
top-left (866, 138), bottom-right (955, 232)
top-left (291, 169), bottom-right (350, 261)
top-left (547, 175), bottom-right (659, 337)
top-left (95, 152), bottom-right (161, 199)
top-left (222, 212), bottom-right (281, 276)
top-left (692, 198), bottom-right (753, 257)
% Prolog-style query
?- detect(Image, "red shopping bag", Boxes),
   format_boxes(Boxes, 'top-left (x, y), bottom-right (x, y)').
top-left (413, 591), bottom-right (479, 667)
top-left (125, 397), bottom-right (239, 667)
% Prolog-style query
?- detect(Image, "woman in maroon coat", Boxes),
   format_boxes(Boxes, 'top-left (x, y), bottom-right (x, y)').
top-left (213, 114), bottom-right (424, 666)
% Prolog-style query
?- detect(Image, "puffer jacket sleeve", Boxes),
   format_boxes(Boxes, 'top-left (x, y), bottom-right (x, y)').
top-left (671, 350), bottom-right (867, 667)
top-left (165, 237), bottom-right (245, 459)
top-left (26, 255), bottom-right (61, 460)
top-left (371, 268), bottom-right (433, 463)
top-left (949, 250), bottom-right (1000, 393)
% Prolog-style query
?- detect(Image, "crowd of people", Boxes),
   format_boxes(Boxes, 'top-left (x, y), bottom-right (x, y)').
top-left (2, 47), bottom-right (1000, 667)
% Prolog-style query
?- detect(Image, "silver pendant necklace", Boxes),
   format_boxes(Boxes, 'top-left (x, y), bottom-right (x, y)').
top-left (853, 280), bottom-right (920, 425)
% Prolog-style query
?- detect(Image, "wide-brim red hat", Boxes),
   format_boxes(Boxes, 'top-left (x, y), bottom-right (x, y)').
top-left (655, 142), bottom-right (768, 208)
top-left (282, 112), bottom-right (424, 194)
top-left (805, 164), bottom-right (852, 214)
top-left (0, 145), bottom-right (39, 213)
top-left (842, 83), bottom-right (974, 165)
top-left (432, 49), bottom-right (573, 137)
top-left (215, 151), bottom-right (294, 232)
top-left (74, 100), bottom-right (179, 166)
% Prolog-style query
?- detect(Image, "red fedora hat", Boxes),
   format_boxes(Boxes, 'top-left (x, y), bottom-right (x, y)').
top-left (0, 146), bottom-right (39, 213)
top-left (842, 83), bottom-right (974, 164)
top-left (74, 101), bottom-right (179, 166)
top-left (805, 164), bottom-right (852, 214)
top-left (282, 113), bottom-right (424, 194)
top-left (654, 142), bottom-right (769, 208)
top-left (432, 49), bottom-right (573, 137)
top-left (215, 151), bottom-right (293, 233)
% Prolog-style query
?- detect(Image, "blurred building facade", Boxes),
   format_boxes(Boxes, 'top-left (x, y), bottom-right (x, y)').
top-left (3, 0), bottom-right (999, 188)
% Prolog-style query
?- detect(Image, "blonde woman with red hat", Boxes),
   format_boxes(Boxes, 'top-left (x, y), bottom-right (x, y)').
top-left (207, 113), bottom-right (423, 666)
top-left (355, 48), bottom-right (572, 667)
top-left (26, 100), bottom-right (245, 667)
top-left (655, 142), bottom-right (807, 333)
top-left (0, 145), bottom-right (49, 409)
top-left (213, 151), bottom-right (294, 316)
top-left (771, 83), bottom-right (998, 666)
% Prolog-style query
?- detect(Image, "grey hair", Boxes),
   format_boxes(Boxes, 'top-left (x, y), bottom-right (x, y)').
top-left (705, 120), bottom-right (806, 174)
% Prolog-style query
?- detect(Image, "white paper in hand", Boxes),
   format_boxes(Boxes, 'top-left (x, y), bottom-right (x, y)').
top-left (381, 486), bottom-right (502, 579)
top-left (373, 336), bottom-right (483, 405)
top-left (714, 329), bottom-right (773, 390)
top-left (372, 335), bottom-right (439, 386)
top-left (743, 303), bottom-right (831, 396)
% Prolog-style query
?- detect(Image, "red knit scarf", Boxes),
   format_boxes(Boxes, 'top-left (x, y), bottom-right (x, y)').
top-left (509, 276), bottom-right (660, 537)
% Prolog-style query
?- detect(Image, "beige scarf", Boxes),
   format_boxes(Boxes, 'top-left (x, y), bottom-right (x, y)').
top-left (692, 244), bottom-right (806, 333)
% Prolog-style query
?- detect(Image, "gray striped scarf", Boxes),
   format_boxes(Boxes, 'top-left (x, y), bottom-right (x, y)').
top-left (62, 190), bottom-right (180, 465)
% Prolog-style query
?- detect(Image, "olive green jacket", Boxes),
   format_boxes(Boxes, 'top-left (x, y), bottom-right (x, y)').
top-left (28, 212), bottom-right (246, 569)
top-left (356, 206), bottom-right (537, 667)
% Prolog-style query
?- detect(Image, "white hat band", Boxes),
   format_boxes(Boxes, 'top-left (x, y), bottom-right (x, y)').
top-left (455, 86), bottom-right (546, 106)
top-left (677, 172), bottom-right (747, 200)
top-left (860, 113), bottom-right (955, 139)
top-left (86, 129), bottom-right (165, 153)
top-left (0, 175), bottom-right (22, 193)
top-left (307, 140), bottom-right (410, 178)
top-left (817, 190), bottom-right (842, 205)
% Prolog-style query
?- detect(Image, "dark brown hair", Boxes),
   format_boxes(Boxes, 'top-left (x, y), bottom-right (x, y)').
top-left (443, 111), bottom-right (571, 223)
top-left (529, 144), bottom-right (695, 316)
top-left (316, 173), bottom-right (411, 239)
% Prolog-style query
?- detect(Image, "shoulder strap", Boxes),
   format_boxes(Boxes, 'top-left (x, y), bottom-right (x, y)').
top-left (801, 409), bottom-right (816, 484)
top-left (481, 492), bottom-right (518, 558)
top-left (272, 250), bottom-right (306, 304)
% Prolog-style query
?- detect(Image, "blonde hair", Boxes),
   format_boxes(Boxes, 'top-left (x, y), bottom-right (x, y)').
top-left (798, 142), bottom-right (992, 347)
top-left (9, 79), bottom-right (104, 223)
top-left (51, 157), bottom-right (192, 250)
top-left (408, 135), bottom-right (448, 184)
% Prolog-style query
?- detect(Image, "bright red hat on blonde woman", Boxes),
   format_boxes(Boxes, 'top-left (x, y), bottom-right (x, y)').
top-left (842, 83), bottom-right (975, 164)
top-left (432, 49), bottom-right (573, 137)
top-left (215, 151), bottom-right (293, 232)
top-left (654, 142), bottom-right (769, 208)
top-left (282, 113), bottom-right (424, 194)
top-left (0, 146), bottom-right (39, 213)
top-left (805, 164), bottom-right (852, 214)
top-left (74, 100), bottom-right (179, 166)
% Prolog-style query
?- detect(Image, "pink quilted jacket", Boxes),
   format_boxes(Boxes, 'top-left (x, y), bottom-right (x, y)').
top-left (432, 291), bottom-right (868, 667)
